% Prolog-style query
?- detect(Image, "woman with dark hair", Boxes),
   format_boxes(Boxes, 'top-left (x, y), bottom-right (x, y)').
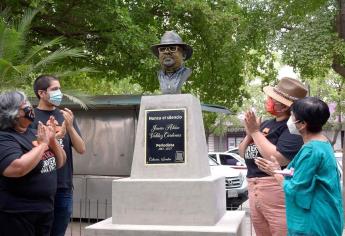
top-left (0, 91), bottom-right (66, 236)
top-left (256, 97), bottom-right (344, 236)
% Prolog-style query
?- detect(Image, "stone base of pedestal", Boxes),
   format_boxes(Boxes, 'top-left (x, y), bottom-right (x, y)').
top-left (85, 211), bottom-right (246, 236)
top-left (112, 176), bottom-right (225, 226)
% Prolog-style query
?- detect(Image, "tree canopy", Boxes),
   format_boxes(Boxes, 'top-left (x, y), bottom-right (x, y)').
top-left (0, 0), bottom-right (282, 110)
top-left (0, 0), bottom-right (344, 113)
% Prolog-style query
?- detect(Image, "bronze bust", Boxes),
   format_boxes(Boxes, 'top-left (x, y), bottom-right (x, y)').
top-left (151, 31), bottom-right (193, 94)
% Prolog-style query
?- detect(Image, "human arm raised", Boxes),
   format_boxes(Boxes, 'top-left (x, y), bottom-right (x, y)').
top-left (238, 135), bottom-right (252, 158)
top-left (46, 116), bottom-right (67, 168)
top-left (61, 108), bottom-right (86, 154)
top-left (3, 122), bottom-right (65, 177)
top-left (244, 110), bottom-right (290, 166)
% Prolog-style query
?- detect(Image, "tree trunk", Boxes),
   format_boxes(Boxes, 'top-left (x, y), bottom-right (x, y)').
top-left (334, 0), bottom-right (345, 219)
top-left (334, 0), bottom-right (345, 76)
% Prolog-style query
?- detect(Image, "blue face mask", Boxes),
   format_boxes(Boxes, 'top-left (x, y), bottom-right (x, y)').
top-left (48, 89), bottom-right (63, 106)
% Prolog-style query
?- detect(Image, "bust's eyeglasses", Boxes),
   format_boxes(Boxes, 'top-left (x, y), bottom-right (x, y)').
top-left (158, 46), bottom-right (178, 53)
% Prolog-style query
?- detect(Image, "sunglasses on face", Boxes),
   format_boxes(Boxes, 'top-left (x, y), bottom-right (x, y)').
top-left (158, 46), bottom-right (178, 53)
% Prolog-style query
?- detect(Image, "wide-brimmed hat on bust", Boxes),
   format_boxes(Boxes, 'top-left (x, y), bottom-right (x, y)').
top-left (151, 31), bottom-right (193, 60)
top-left (263, 77), bottom-right (308, 107)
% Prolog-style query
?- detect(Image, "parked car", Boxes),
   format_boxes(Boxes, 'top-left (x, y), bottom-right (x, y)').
top-left (225, 147), bottom-right (239, 155)
top-left (335, 152), bottom-right (343, 192)
top-left (209, 152), bottom-right (246, 170)
top-left (209, 156), bottom-right (248, 209)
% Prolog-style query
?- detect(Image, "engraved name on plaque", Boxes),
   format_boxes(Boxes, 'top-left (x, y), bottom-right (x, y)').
top-left (145, 108), bottom-right (186, 164)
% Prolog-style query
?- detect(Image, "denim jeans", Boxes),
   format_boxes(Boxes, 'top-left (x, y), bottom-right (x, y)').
top-left (50, 190), bottom-right (73, 236)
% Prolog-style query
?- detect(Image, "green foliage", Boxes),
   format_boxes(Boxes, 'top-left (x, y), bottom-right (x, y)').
top-left (0, 8), bottom-right (88, 93)
top-left (279, 5), bottom-right (339, 79)
top-left (2, 0), bottom-right (343, 137)
top-left (62, 74), bottom-right (145, 95)
top-left (0, 0), bottom-right (278, 111)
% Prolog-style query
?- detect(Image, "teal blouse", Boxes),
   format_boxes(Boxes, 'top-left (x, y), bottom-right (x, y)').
top-left (283, 140), bottom-right (344, 236)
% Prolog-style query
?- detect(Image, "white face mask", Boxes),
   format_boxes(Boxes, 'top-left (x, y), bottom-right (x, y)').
top-left (48, 89), bottom-right (63, 106)
top-left (287, 116), bottom-right (301, 135)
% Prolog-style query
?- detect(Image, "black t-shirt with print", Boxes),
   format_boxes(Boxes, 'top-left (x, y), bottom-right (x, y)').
top-left (30, 108), bottom-right (81, 191)
top-left (244, 118), bottom-right (304, 178)
top-left (0, 128), bottom-right (57, 212)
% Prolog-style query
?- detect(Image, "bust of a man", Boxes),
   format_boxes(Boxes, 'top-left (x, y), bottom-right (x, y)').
top-left (151, 31), bottom-right (193, 94)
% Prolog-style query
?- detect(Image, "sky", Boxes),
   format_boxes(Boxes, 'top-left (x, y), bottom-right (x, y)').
top-left (277, 65), bottom-right (298, 80)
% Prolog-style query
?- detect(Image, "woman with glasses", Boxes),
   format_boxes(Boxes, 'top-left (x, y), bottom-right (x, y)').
top-left (0, 91), bottom-right (66, 236)
top-left (256, 97), bottom-right (344, 236)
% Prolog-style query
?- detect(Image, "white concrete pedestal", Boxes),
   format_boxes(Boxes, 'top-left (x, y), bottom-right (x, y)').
top-left (85, 94), bottom-right (245, 236)
top-left (112, 176), bottom-right (225, 226)
top-left (85, 211), bottom-right (245, 236)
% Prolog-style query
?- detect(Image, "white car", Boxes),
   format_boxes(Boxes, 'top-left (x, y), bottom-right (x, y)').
top-left (335, 152), bottom-right (343, 192)
top-left (225, 147), bottom-right (239, 155)
top-left (209, 156), bottom-right (248, 209)
top-left (209, 152), bottom-right (246, 171)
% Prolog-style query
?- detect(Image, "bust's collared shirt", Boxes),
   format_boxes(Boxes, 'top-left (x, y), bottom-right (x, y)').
top-left (158, 67), bottom-right (191, 94)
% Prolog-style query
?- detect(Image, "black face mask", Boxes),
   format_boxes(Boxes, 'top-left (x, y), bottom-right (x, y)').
top-left (23, 106), bottom-right (35, 122)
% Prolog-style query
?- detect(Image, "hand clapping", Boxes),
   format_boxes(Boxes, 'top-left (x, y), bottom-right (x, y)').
top-left (36, 121), bottom-right (55, 148)
top-left (244, 110), bottom-right (261, 135)
top-left (60, 108), bottom-right (74, 130)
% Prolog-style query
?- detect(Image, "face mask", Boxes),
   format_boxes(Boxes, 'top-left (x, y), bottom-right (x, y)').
top-left (48, 89), bottom-right (63, 106)
top-left (265, 97), bottom-right (278, 116)
top-left (23, 106), bottom-right (35, 122)
top-left (287, 116), bottom-right (301, 135)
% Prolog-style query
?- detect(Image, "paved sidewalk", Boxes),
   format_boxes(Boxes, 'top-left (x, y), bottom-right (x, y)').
top-left (240, 200), bottom-right (256, 236)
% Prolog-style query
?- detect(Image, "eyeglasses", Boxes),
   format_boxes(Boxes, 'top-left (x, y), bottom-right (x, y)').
top-left (158, 46), bottom-right (178, 53)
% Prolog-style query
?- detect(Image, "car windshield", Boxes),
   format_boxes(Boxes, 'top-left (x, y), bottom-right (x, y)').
top-left (208, 155), bottom-right (219, 166)
top-left (218, 153), bottom-right (245, 166)
top-left (225, 147), bottom-right (239, 155)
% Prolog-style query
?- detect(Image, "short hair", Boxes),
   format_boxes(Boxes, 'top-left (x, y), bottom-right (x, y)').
top-left (291, 97), bottom-right (330, 133)
top-left (0, 91), bottom-right (26, 130)
top-left (33, 75), bottom-right (59, 99)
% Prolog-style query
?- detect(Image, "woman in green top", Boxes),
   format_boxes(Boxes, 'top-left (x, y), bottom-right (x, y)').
top-left (256, 97), bottom-right (344, 236)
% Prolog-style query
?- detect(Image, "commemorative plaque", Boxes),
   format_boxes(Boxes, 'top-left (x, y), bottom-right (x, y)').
top-left (145, 108), bottom-right (186, 164)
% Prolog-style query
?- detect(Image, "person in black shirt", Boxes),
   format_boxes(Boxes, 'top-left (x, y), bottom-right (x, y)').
top-left (31, 75), bottom-right (86, 236)
top-left (0, 91), bottom-right (66, 236)
top-left (238, 77), bottom-right (307, 236)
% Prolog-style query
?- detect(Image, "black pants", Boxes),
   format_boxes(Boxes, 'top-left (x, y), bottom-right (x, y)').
top-left (0, 211), bottom-right (54, 236)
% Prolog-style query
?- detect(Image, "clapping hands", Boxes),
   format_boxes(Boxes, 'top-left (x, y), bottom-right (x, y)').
top-left (36, 121), bottom-right (55, 149)
top-left (244, 110), bottom-right (261, 135)
top-left (60, 108), bottom-right (74, 130)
